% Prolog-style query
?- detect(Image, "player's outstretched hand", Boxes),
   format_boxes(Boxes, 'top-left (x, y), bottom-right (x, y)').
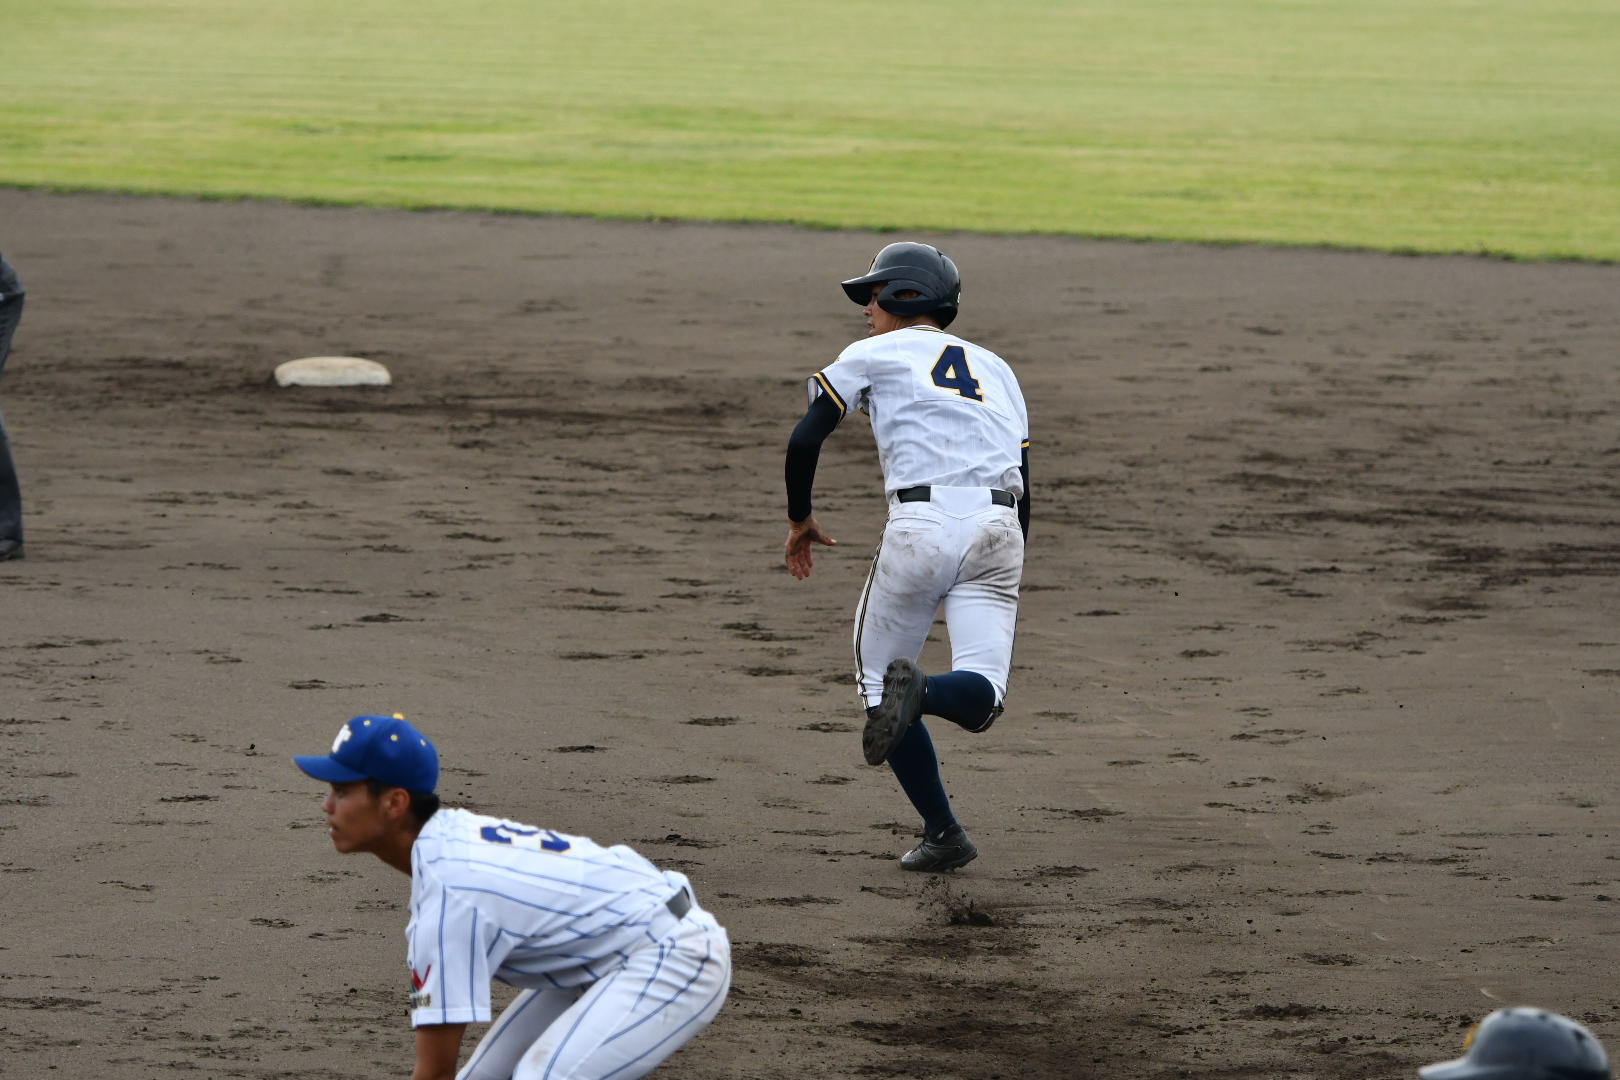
top-left (785, 515), bottom-right (836, 580)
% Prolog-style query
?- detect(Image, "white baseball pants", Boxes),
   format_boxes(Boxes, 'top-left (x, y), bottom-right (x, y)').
top-left (854, 486), bottom-right (1023, 706)
top-left (455, 917), bottom-right (730, 1080)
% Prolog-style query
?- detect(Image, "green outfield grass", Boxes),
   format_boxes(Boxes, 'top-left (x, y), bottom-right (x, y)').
top-left (2, 0), bottom-right (1616, 258)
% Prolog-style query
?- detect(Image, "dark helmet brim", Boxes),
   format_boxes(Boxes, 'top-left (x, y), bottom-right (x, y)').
top-left (841, 272), bottom-right (884, 306)
top-left (841, 243), bottom-right (960, 304)
top-left (840, 243), bottom-right (962, 328)
top-left (841, 264), bottom-right (954, 305)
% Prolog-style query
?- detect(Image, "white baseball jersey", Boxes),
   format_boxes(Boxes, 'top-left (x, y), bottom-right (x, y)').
top-left (809, 324), bottom-right (1029, 497)
top-left (405, 807), bottom-right (706, 1027)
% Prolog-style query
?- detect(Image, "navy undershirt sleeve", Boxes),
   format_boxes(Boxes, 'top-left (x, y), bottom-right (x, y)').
top-left (785, 392), bottom-right (842, 523)
top-left (1018, 446), bottom-right (1031, 540)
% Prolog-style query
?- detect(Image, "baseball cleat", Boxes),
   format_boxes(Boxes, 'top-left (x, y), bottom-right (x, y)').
top-left (900, 824), bottom-right (978, 872)
top-left (864, 658), bottom-right (926, 766)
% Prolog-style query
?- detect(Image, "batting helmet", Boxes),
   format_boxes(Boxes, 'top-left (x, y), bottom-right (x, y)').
top-left (1420, 1008), bottom-right (1611, 1080)
top-left (840, 242), bottom-right (961, 329)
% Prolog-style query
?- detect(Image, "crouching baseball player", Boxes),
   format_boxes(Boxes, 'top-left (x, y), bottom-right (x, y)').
top-left (294, 714), bottom-right (730, 1080)
top-left (783, 242), bottom-right (1030, 873)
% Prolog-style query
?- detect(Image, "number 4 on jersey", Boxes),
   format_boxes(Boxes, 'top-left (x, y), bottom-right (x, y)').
top-left (930, 345), bottom-right (983, 402)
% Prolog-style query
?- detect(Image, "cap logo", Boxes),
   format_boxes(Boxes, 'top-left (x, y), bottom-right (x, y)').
top-left (296, 715), bottom-right (438, 794)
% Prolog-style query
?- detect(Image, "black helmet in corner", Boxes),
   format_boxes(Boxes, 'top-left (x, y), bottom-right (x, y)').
top-left (1420, 1008), bottom-right (1611, 1080)
top-left (841, 242), bottom-right (961, 329)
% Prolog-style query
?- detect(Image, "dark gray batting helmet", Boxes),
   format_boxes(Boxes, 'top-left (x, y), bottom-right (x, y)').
top-left (840, 242), bottom-right (961, 329)
top-left (1420, 1008), bottom-right (1611, 1080)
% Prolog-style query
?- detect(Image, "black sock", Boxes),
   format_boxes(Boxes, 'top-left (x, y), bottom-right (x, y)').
top-left (922, 670), bottom-right (996, 729)
top-left (884, 719), bottom-right (955, 838)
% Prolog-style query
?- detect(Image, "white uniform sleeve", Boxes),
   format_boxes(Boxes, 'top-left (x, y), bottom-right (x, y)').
top-left (407, 868), bottom-right (501, 1027)
top-left (808, 343), bottom-right (872, 417)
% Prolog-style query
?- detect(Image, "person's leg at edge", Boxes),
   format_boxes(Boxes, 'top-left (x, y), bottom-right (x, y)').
top-left (0, 407), bottom-right (21, 548)
top-left (0, 293), bottom-right (25, 548)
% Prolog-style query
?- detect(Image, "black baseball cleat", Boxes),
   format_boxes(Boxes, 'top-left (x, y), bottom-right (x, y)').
top-left (900, 824), bottom-right (978, 872)
top-left (0, 539), bottom-right (22, 561)
top-left (863, 658), bottom-right (926, 766)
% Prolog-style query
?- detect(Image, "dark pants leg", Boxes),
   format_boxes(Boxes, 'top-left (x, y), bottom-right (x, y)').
top-left (0, 293), bottom-right (24, 545)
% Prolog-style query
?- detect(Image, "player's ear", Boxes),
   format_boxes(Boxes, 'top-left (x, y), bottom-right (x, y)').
top-left (381, 786), bottom-right (411, 823)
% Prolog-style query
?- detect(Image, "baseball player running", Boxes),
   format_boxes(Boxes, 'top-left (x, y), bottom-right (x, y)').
top-left (783, 242), bottom-right (1030, 872)
top-left (294, 714), bottom-right (731, 1080)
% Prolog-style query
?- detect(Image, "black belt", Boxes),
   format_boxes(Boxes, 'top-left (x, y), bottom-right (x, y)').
top-left (665, 887), bottom-right (692, 920)
top-left (897, 486), bottom-right (1015, 509)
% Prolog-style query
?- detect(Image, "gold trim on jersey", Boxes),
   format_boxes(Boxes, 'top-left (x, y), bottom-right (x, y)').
top-left (813, 372), bottom-right (847, 416)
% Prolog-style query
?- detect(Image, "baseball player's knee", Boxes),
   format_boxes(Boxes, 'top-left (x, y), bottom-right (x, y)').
top-left (954, 702), bottom-right (1002, 734)
top-left (921, 670), bottom-right (999, 731)
top-left (461, 1058), bottom-right (513, 1080)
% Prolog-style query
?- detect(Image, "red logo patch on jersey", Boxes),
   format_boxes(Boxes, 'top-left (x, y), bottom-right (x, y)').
top-left (410, 964), bottom-right (432, 991)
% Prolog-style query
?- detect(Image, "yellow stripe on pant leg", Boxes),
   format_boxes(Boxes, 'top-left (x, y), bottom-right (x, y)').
top-left (851, 531), bottom-right (886, 705)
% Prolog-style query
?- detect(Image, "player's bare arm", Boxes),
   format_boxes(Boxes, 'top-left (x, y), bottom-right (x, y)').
top-left (411, 1023), bottom-right (466, 1080)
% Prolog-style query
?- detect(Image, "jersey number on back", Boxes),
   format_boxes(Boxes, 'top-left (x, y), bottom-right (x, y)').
top-left (480, 824), bottom-right (571, 852)
top-left (930, 346), bottom-right (983, 402)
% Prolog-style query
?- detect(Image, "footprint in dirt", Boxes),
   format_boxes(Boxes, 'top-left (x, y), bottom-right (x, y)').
top-left (1230, 728), bottom-right (1310, 745)
top-left (733, 942), bottom-right (826, 969)
top-left (1023, 865), bottom-right (1098, 879)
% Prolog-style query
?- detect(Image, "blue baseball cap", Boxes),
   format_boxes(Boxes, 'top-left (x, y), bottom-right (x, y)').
top-left (293, 714), bottom-right (439, 793)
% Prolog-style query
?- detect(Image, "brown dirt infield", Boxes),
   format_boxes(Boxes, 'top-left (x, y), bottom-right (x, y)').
top-left (2, 187), bottom-right (1618, 1079)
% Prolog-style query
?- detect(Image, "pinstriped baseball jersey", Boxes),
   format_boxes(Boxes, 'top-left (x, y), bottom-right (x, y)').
top-left (809, 324), bottom-right (1029, 498)
top-left (405, 808), bottom-right (699, 1027)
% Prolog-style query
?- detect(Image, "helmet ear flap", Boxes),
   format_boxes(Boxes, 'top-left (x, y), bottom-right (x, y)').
top-left (874, 278), bottom-right (960, 328)
top-left (874, 277), bottom-right (940, 315)
top-left (840, 242), bottom-right (962, 325)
